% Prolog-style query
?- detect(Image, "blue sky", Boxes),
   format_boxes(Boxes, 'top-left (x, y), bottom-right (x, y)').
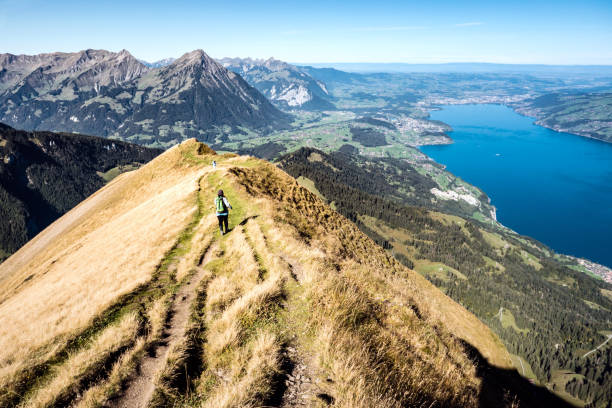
top-left (1, 0), bottom-right (611, 64)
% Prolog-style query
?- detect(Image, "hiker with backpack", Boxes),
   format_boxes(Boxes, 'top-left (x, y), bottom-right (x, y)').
top-left (215, 190), bottom-right (232, 235)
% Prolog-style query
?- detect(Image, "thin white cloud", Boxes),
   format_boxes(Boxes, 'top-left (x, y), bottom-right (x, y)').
top-left (455, 22), bottom-right (483, 27)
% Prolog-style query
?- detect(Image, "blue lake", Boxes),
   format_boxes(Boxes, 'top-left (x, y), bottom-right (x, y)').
top-left (421, 104), bottom-right (612, 268)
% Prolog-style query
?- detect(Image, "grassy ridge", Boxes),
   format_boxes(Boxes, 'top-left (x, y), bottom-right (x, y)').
top-left (0, 140), bottom-right (573, 407)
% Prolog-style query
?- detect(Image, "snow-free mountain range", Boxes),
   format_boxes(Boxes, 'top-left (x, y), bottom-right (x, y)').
top-left (0, 49), bottom-right (288, 147)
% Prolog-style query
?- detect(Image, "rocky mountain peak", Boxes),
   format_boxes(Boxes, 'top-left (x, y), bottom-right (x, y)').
top-left (168, 49), bottom-right (227, 77)
top-left (64, 49), bottom-right (148, 87)
top-left (176, 49), bottom-right (214, 66)
top-left (217, 56), bottom-right (333, 109)
top-left (262, 57), bottom-right (293, 71)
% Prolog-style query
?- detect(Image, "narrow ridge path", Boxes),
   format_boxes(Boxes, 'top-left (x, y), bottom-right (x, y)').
top-left (279, 346), bottom-right (317, 407)
top-left (110, 245), bottom-right (216, 408)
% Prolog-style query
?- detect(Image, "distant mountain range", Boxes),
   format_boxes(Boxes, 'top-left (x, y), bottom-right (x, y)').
top-left (219, 57), bottom-right (335, 109)
top-left (0, 49), bottom-right (289, 148)
top-left (302, 62), bottom-right (612, 75)
top-left (0, 122), bottom-right (161, 261)
top-left (138, 57), bottom-right (176, 68)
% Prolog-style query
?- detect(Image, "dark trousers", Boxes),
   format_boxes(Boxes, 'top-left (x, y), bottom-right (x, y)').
top-left (217, 214), bottom-right (229, 233)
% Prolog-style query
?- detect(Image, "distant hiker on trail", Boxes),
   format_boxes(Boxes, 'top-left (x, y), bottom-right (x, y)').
top-left (215, 190), bottom-right (232, 235)
top-left (212, 160), bottom-right (216, 169)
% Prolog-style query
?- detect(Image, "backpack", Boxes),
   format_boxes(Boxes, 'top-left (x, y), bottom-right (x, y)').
top-left (215, 196), bottom-right (227, 213)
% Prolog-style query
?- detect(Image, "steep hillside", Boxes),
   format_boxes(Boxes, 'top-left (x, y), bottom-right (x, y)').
top-left (0, 140), bottom-right (569, 407)
top-left (278, 147), bottom-right (496, 222)
top-left (219, 57), bottom-right (335, 110)
top-left (0, 123), bottom-right (161, 262)
top-left (0, 49), bottom-right (289, 147)
top-left (279, 147), bottom-right (612, 407)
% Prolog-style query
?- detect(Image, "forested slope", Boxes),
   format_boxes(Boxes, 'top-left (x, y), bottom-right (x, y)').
top-left (278, 147), bottom-right (494, 222)
top-left (0, 123), bottom-right (161, 262)
top-left (512, 93), bottom-right (612, 143)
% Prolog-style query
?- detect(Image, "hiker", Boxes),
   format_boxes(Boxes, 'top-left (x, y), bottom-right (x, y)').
top-left (212, 160), bottom-right (217, 169)
top-left (215, 190), bottom-right (232, 235)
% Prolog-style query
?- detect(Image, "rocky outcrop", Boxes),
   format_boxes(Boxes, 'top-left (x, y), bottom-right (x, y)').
top-left (219, 57), bottom-right (334, 110)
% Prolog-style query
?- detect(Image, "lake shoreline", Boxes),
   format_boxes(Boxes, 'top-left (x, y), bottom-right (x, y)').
top-left (422, 104), bottom-right (612, 269)
top-left (425, 101), bottom-right (612, 146)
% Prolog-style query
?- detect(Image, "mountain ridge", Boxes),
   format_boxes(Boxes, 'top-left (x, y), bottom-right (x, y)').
top-left (0, 49), bottom-right (290, 147)
top-left (278, 145), bottom-right (612, 406)
top-left (0, 139), bottom-right (568, 407)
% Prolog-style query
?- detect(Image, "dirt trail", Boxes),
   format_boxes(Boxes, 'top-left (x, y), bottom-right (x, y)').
top-left (583, 334), bottom-right (612, 358)
top-left (275, 255), bottom-right (326, 407)
top-left (279, 346), bottom-right (318, 407)
top-left (110, 245), bottom-right (216, 408)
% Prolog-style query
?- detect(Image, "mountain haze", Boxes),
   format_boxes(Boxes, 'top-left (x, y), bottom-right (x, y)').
top-left (0, 140), bottom-right (567, 407)
top-left (219, 57), bottom-right (335, 110)
top-left (0, 49), bottom-right (289, 147)
top-left (139, 57), bottom-right (176, 68)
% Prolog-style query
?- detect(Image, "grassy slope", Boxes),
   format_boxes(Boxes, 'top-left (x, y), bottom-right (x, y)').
top-left (0, 140), bottom-right (571, 407)
top-left (0, 125), bottom-right (161, 262)
top-left (278, 149), bottom-right (612, 406)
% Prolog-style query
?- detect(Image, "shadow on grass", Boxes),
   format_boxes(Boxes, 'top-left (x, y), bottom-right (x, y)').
top-left (459, 340), bottom-right (574, 407)
top-left (218, 215), bottom-right (260, 236)
top-left (239, 215), bottom-right (259, 226)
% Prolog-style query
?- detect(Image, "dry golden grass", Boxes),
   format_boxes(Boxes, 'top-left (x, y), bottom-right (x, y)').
top-left (205, 264), bottom-right (283, 359)
top-left (223, 226), bottom-right (261, 291)
top-left (310, 270), bottom-right (480, 407)
top-left (205, 275), bottom-right (241, 317)
top-left (75, 337), bottom-right (147, 408)
top-left (231, 163), bottom-right (512, 365)
top-left (0, 140), bottom-right (224, 402)
top-left (221, 162), bottom-right (518, 406)
top-left (22, 312), bottom-right (139, 408)
top-left (148, 294), bottom-right (173, 339)
top-left (202, 331), bottom-right (280, 408)
top-left (174, 211), bottom-right (217, 283)
top-left (0, 140), bottom-right (521, 407)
